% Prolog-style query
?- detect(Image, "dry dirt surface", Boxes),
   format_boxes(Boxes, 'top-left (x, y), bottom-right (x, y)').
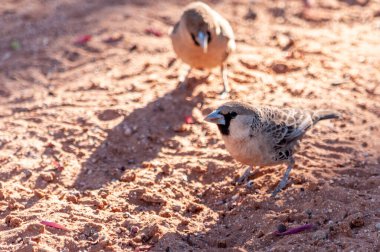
top-left (1, 0), bottom-right (380, 251)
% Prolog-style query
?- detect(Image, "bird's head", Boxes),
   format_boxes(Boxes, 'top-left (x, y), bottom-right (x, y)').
top-left (183, 6), bottom-right (212, 53)
top-left (205, 102), bottom-right (254, 135)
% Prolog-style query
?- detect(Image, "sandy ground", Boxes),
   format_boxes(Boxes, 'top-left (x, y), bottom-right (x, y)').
top-left (1, 0), bottom-right (380, 251)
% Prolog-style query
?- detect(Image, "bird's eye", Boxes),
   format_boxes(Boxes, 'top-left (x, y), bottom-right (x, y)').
top-left (230, 112), bottom-right (237, 118)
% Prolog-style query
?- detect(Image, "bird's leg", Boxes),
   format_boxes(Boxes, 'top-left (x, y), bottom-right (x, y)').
top-left (271, 157), bottom-right (295, 197)
top-left (178, 65), bottom-right (192, 87)
top-left (220, 64), bottom-right (230, 98)
top-left (236, 166), bottom-right (252, 185)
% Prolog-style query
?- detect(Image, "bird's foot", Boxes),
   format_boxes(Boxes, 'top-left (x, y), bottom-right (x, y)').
top-left (271, 158), bottom-right (294, 197)
top-left (271, 173), bottom-right (291, 197)
top-left (235, 167), bottom-right (252, 185)
top-left (220, 64), bottom-right (231, 99)
top-left (271, 181), bottom-right (286, 197)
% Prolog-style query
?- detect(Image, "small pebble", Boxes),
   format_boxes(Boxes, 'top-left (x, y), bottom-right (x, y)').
top-left (312, 230), bottom-right (328, 241)
top-left (130, 226), bottom-right (139, 235)
top-left (375, 223), bottom-right (380, 231)
top-left (246, 180), bottom-right (254, 189)
top-left (277, 224), bottom-right (287, 233)
top-left (172, 205), bottom-right (181, 212)
top-left (40, 172), bottom-right (55, 182)
top-left (306, 209), bottom-right (312, 218)
top-left (5, 215), bottom-right (22, 228)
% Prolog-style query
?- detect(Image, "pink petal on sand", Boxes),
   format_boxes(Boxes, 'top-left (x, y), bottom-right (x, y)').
top-left (273, 224), bottom-right (314, 236)
top-left (74, 35), bottom-right (92, 45)
top-left (144, 28), bottom-right (163, 37)
top-left (41, 220), bottom-right (69, 231)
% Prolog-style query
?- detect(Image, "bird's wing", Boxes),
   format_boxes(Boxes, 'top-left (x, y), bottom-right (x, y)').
top-left (212, 10), bottom-right (236, 52)
top-left (259, 107), bottom-right (313, 150)
top-left (218, 18), bottom-right (234, 40)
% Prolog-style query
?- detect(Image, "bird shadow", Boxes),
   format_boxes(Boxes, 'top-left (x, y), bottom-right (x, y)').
top-left (73, 78), bottom-right (205, 190)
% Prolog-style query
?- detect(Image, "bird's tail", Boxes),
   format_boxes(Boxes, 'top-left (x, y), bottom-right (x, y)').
top-left (312, 110), bottom-right (341, 124)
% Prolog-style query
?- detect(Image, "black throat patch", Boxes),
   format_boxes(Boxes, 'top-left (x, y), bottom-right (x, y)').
top-left (217, 113), bottom-right (234, 136)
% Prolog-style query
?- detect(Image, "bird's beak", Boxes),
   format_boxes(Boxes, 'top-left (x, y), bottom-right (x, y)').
top-left (197, 31), bottom-right (208, 53)
top-left (204, 110), bottom-right (225, 125)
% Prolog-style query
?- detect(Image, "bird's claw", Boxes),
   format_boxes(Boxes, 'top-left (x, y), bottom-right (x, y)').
top-left (235, 167), bottom-right (252, 185)
top-left (271, 188), bottom-right (281, 198)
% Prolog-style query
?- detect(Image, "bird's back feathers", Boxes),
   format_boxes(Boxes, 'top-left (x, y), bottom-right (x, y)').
top-left (216, 101), bottom-right (340, 165)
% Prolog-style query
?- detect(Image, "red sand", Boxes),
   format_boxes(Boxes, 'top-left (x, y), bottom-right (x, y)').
top-left (0, 0), bottom-right (380, 251)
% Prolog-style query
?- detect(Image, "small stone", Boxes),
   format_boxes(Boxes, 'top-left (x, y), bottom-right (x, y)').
top-left (348, 213), bottom-right (365, 228)
top-left (308, 182), bottom-right (319, 191)
top-left (312, 230), bottom-right (328, 241)
top-left (140, 192), bottom-right (166, 205)
top-left (271, 62), bottom-right (289, 74)
top-left (244, 7), bottom-right (257, 20)
top-left (23, 169), bottom-right (33, 178)
top-left (7, 200), bottom-right (24, 210)
top-left (276, 33), bottom-right (294, 50)
top-left (34, 190), bottom-right (45, 198)
top-left (256, 230), bottom-right (265, 238)
top-left (5, 215), bottom-right (22, 228)
top-left (31, 236), bottom-right (41, 243)
top-left (123, 124), bottom-right (133, 136)
top-left (161, 163), bottom-right (172, 175)
top-left (180, 219), bottom-right (189, 226)
top-left (115, 227), bottom-right (124, 234)
top-left (141, 224), bottom-right (161, 243)
top-left (375, 223), bottom-right (380, 231)
top-left (172, 124), bottom-right (190, 133)
top-left (231, 194), bottom-right (239, 201)
top-left (141, 162), bottom-right (152, 168)
top-left (277, 224), bottom-right (287, 233)
top-left (159, 210), bottom-right (171, 218)
top-left (120, 172), bottom-right (136, 182)
top-left (0, 189), bottom-right (6, 200)
top-left (217, 240), bottom-right (227, 248)
top-left (66, 194), bottom-right (79, 204)
top-left (98, 190), bottom-right (109, 199)
top-left (111, 206), bottom-right (123, 212)
top-left (186, 202), bottom-right (204, 214)
top-left (172, 205), bottom-right (181, 212)
top-left (246, 180), bottom-right (254, 189)
top-left (94, 199), bottom-right (108, 210)
top-left (130, 225), bottom-right (140, 235)
top-left (40, 172), bottom-right (55, 182)
top-left (306, 209), bottom-right (312, 218)
top-left (26, 223), bottom-right (45, 234)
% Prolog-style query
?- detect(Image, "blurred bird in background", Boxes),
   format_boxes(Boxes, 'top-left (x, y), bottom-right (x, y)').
top-left (170, 1), bottom-right (236, 97)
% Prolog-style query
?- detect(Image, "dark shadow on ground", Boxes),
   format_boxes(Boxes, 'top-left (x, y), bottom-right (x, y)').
top-left (74, 79), bottom-right (205, 190)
